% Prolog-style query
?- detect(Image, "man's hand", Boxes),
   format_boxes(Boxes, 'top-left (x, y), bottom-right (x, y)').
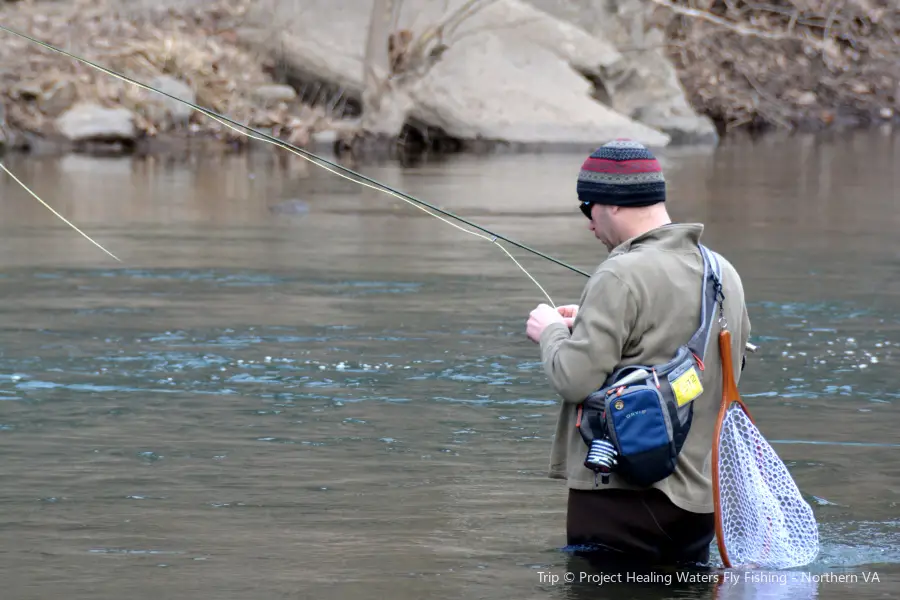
top-left (526, 303), bottom-right (566, 343)
top-left (556, 304), bottom-right (578, 318)
top-left (556, 304), bottom-right (578, 329)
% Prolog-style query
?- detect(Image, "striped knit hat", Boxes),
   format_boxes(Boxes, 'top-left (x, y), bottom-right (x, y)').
top-left (577, 139), bottom-right (665, 216)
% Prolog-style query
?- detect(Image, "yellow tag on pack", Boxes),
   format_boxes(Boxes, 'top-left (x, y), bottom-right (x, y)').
top-left (671, 366), bottom-right (704, 406)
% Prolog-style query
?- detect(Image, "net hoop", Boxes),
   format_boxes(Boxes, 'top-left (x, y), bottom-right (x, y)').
top-left (712, 329), bottom-right (819, 570)
top-left (712, 329), bottom-right (754, 568)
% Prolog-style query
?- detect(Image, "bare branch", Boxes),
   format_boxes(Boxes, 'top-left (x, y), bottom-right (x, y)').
top-left (390, 0), bottom-right (405, 32)
top-left (648, 0), bottom-right (824, 49)
top-left (448, 16), bottom-right (543, 45)
top-left (444, 0), bottom-right (498, 40)
top-left (409, 0), bottom-right (499, 60)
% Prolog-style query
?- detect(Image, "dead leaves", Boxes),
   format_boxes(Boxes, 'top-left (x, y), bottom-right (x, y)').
top-left (658, 0), bottom-right (900, 129)
top-left (0, 0), bottom-right (331, 144)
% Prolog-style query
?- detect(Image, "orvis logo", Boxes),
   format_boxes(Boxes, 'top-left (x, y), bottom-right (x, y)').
top-left (624, 409), bottom-right (647, 419)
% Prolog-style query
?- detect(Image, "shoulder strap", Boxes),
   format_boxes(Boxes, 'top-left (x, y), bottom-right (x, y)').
top-left (687, 244), bottom-right (724, 361)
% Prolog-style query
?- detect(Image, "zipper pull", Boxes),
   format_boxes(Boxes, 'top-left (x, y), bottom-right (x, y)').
top-left (652, 368), bottom-right (660, 389)
top-left (692, 352), bottom-right (705, 371)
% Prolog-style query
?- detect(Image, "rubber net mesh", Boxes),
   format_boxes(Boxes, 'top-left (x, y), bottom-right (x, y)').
top-left (712, 569), bottom-right (819, 600)
top-left (717, 405), bottom-right (820, 569)
top-left (711, 570), bottom-right (819, 600)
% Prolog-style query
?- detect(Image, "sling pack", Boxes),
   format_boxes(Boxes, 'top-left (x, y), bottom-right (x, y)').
top-left (576, 244), bottom-right (725, 488)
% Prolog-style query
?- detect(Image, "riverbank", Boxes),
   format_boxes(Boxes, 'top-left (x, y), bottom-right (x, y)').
top-left (0, 0), bottom-right (340, 155)
top-left (1, 0), bottom-right (898, 158)
top-left (656, 0), bottom-right (899, 133)
top-left (0, 0), bottom-right (676, 157)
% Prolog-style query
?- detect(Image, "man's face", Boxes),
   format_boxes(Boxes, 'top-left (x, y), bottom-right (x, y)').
top-left (587, 203), bottom-right (616, 251)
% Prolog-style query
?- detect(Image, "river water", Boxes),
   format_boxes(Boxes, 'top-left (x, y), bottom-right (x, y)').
top-left (1, 130), bottom-right (898, 600)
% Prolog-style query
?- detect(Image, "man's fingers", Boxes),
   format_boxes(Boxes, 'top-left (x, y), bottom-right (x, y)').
top-left (555, 304), bottom-right (578, 318)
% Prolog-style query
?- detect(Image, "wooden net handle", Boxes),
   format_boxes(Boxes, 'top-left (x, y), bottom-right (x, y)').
top-left (712, 329), bottom-right (755, 568)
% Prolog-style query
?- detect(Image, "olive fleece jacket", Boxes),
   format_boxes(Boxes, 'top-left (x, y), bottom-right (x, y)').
top-left (539, 223), bottom-right (751, 514)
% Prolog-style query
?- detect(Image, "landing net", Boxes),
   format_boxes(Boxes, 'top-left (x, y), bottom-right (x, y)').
top-left (713, 331), bottom-right (820, 569)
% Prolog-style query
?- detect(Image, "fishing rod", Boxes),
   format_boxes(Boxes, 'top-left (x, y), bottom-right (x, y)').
top-left (0, 24), bottom-right (591, 310)
top-left (0, 24), bottom-right (759, 352)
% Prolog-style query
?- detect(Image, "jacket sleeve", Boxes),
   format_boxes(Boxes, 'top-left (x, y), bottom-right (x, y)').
top-left (539, 269), bottom-right (638, 403)
top-left (740, 302), bottom-right (751, 372)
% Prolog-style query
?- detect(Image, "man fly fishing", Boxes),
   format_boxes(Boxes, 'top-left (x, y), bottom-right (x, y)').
top-left (525, 139), bottom-right (751, 566)
top-left (0, 24), bottom-right (818, 574)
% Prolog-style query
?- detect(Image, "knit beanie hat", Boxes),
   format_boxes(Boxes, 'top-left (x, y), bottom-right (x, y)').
top-left (577, 139), bottom-right (666, 216)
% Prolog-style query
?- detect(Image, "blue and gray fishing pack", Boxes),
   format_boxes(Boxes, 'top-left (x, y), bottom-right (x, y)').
top-left (577, 244), bottom-right (725, 488)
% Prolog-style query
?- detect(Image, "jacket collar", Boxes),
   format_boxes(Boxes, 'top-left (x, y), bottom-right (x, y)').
top-left (607, 223), bottom-right (704, 259)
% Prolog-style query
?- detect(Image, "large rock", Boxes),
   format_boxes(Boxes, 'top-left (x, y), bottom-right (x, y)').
top-left (253, 84), bottom-right (298, 106)
top-left (55, 102), bottom-right (136, 142)
top-left (38, 79), bottom-right (77, 117)
top-left (147, 75), bottom-right (195, 126)
top-left (238, 0), bottom-right (670, 147)
top-left (9, 78), bottom-right (77, 117)
top-left (526, 0), bottom-right (719, 144)
top-left (0, 101), bottom-right (6, 149)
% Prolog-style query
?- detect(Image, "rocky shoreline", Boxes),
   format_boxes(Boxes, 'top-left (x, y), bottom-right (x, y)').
top-left (1, 0), bottom-right (897, 159)
top-left (0, 0), bottom-right (361, 157)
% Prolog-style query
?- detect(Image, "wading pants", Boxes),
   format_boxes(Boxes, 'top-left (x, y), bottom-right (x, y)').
top-left (566, 487), bottom-right (715, 566)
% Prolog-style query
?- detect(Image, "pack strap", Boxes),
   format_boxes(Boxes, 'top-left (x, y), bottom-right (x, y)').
top-left (686, 244), bottom-right (725, 362)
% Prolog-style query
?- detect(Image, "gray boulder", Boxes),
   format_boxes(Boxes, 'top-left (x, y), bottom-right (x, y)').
top-left (527, 0), bottom-right (718, 144)
top-left (253, 84), bottom-right (299, 106)
top-left (238, 0), bottom-right (670, 147)
top-left (55, 102), bottom-right (136, 142)
top-left (38, 79), bottom-right (77, 117)
top-left (148, 75), bottom-right (196, 126)
top-left (0, 101), bottom-right (6, 148)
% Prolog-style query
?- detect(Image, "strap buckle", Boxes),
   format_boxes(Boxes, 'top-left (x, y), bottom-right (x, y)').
top-left (714, 278), bottom-right (727, 329)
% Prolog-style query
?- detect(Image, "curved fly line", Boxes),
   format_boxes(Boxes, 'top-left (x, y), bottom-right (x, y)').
top-left (0, 24), bottom-right (596, 308)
